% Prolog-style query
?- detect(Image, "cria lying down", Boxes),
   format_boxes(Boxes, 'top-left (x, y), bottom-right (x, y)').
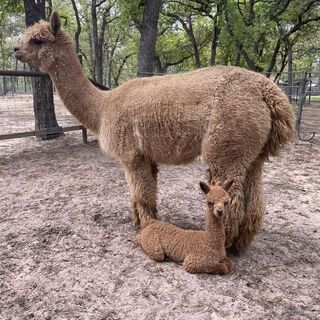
top-left (137, 181), bottom-right (234, 274)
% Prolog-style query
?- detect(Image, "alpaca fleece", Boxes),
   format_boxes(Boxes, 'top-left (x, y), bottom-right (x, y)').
top-left (137, 183), bottom-right (234, 274)
top-left (15, 12), bottom-right (295, 252)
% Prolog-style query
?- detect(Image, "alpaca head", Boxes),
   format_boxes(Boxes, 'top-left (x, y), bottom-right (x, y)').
top-left (200, 180), bottom-right (233, 219)
top-left (14, 11), bottom-right (67, 72)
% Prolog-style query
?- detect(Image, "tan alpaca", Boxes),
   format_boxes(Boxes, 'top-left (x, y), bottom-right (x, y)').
top-left (15, 12), bottom-right (295, 252)
top-left (137, 181), bottom-right (234, 274)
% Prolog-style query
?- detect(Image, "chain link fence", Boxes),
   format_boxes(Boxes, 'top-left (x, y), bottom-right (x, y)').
top-left (275, 72), bottom-right (320, 141)
top-left (0, 71), bottom-right (88, 144)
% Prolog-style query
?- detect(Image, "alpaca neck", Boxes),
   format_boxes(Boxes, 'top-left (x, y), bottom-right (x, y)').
top-left (205, 213), bottom-right (225, 245)
top-left (48, 40), bottom-right (106, 133)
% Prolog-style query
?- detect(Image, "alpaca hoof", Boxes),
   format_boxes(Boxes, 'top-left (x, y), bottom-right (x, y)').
top-left (221, 266), bottom-right (229, 275)
top-left (182, 261), bottom-right (196, 273)
top-left (224, 258), bottom-right (235, 272)
top-left (182, 265), bottom-right (195, 274)
top-left (151, 252), bottom-right (165, 262)
top-left (227, 260), bottom-right (235, 272)
top-left (217, 264), bottom-right (229, 275)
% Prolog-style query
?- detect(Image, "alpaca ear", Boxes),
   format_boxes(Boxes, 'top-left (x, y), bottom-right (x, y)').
top-left (50, 11), bottom-right (61, 35)
top-left (200, 181), bottom-right (210, 194)
top-left (224, 179), bottom-right (234, 192)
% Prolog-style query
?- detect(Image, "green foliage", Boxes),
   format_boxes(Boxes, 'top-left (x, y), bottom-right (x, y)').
top-left (0, 0), bottom-right (24, 69)
top-left (0, 0), bottom-right (319, 85)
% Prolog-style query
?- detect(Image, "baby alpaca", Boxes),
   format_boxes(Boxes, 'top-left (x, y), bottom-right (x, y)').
top-left (137, 181), bottom-right (234, 274)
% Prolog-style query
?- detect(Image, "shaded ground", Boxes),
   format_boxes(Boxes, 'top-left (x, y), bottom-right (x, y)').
top-left (0, 132), bottom-right (319, 320)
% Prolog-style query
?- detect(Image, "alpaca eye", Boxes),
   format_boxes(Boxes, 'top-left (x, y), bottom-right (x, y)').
top-left (207, 202), bottom-right (213, 208)
top-left (224, 200), bottom-right (229, 205)
top-left (32, 38), bottom-right (43, 45)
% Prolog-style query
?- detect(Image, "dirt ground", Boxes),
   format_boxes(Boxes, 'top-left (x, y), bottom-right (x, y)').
top-left (0, 129), bottom-right (319, 320)
top-left (1, 92), bottom-right (320, 320)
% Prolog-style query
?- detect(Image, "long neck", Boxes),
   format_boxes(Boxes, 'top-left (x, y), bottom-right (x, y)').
top-left (205, 212), bottom-right (225, 245)
top-left (48, 40), bottom-right (107, 133)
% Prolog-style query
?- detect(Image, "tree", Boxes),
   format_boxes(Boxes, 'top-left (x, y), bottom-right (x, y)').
top-left (24, 0), bottom-right (61, 140)
top-left (137, 0), bottom-right (162, 76)
top-left (71, 0), bottom-right (82, 63)
top-left (209, 1), bottom-right (224, 66)
top-left (2, 0), bottom-right (320, 90)
top-left (223, 0), bottom-right (320, 75)
top-left (91, 0), bottom-right (117, 84)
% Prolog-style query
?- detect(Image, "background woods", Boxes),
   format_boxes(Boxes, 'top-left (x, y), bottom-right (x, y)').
top-left (0, 0), bottom-right (320, 87)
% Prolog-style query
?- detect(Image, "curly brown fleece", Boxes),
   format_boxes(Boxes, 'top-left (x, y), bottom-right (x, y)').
top-left (137, 181), bottom-right (234, 274)
top-left (15, 12), bottom-right (295, 252)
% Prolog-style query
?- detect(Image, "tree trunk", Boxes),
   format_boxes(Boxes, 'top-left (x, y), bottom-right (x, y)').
top-left (71, 0), bottom-right (82, 64)
top-left (137, 0), bottom-right (162, 77)
top-left (97, 9), bottom-right (109, 85)
top-left (113, 54), bottom-right (132, 87)
top-left (210, 2), bottom-right (223, 66)
top-left (265, 38), bottom-right (281, 77)
top-left (235, 51), bottom-right (241, 66)
top-left (153, 55), bottom-right (166, 74)
top-left (186, 15), bottom-right (201, 68)
top-left (209, 22), bottom-right (220, 66)
top-left (91, 1), bottom-right (100, 82)
top-left (24, 0), bottom-right (61, 140)
top-left (91, 1), bottom-right (113, 84)
top-left (287, 40), bottom-right (293, 103)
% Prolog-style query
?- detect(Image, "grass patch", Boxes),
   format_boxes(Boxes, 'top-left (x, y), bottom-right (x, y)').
top-left (310, 96), bottom-right (320, 101)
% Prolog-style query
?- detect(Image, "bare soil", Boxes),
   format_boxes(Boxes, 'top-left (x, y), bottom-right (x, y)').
top-left (0, 95), bottom-right (319, 320)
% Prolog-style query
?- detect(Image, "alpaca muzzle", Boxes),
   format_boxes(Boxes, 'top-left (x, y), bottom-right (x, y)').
top-left (215, 208), bottom-right (224, 219)
top-left (13, 47), bottom-right (23, 61)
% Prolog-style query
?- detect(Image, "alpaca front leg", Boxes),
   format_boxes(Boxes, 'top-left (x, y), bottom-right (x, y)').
top-left (230, 159), bottom-right (265, 253)
top-left (182, 256), bottom-right (229, 274)
top-left (123, 155), bottom-right (158, 228)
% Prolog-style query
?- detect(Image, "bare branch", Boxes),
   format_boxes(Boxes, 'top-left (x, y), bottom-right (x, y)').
top-left (95, 0), bottom-right (108, 8)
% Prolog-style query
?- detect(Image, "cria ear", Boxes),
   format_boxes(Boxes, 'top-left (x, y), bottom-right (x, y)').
top-left (200, 181), bottom-right (210, 194)
top-left (50, 11), bottom-right (61, 35)
top-left (224, 179), bottom-right (234, 192)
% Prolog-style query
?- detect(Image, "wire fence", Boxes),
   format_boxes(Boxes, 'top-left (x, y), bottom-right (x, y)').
top-left (0, 71), bottom-right (88, 145)
top-left (275, 72), bottom-right (320, 141)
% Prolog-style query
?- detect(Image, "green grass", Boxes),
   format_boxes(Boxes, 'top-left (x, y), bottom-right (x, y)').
top-left (310, 96), bottom-right (320, 101)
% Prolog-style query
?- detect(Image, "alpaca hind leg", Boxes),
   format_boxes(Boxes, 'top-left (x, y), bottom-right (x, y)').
top-left (202, 86), bottom-right (271, 248)
top-left (150, 161), bottom-right (158, 181)
top-left (206, 164), bottom-right (246, 248)
top-left (203, 128), bottom-right (268, 248)
top-left (230, 158), bottom-right (265, 253)
top-left (123, 155), bottom-right (158, 228)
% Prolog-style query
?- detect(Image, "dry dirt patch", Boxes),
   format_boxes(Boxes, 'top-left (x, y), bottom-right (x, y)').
top-left (0, 134), bottom-right (319, 320)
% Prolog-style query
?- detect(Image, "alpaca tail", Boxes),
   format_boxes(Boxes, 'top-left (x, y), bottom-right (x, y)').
top-left (260, 80), bottom-right (295, 159)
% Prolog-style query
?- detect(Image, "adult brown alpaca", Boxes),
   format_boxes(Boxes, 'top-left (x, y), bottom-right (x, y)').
top-left (15, 12), bottom-right (295, 253)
